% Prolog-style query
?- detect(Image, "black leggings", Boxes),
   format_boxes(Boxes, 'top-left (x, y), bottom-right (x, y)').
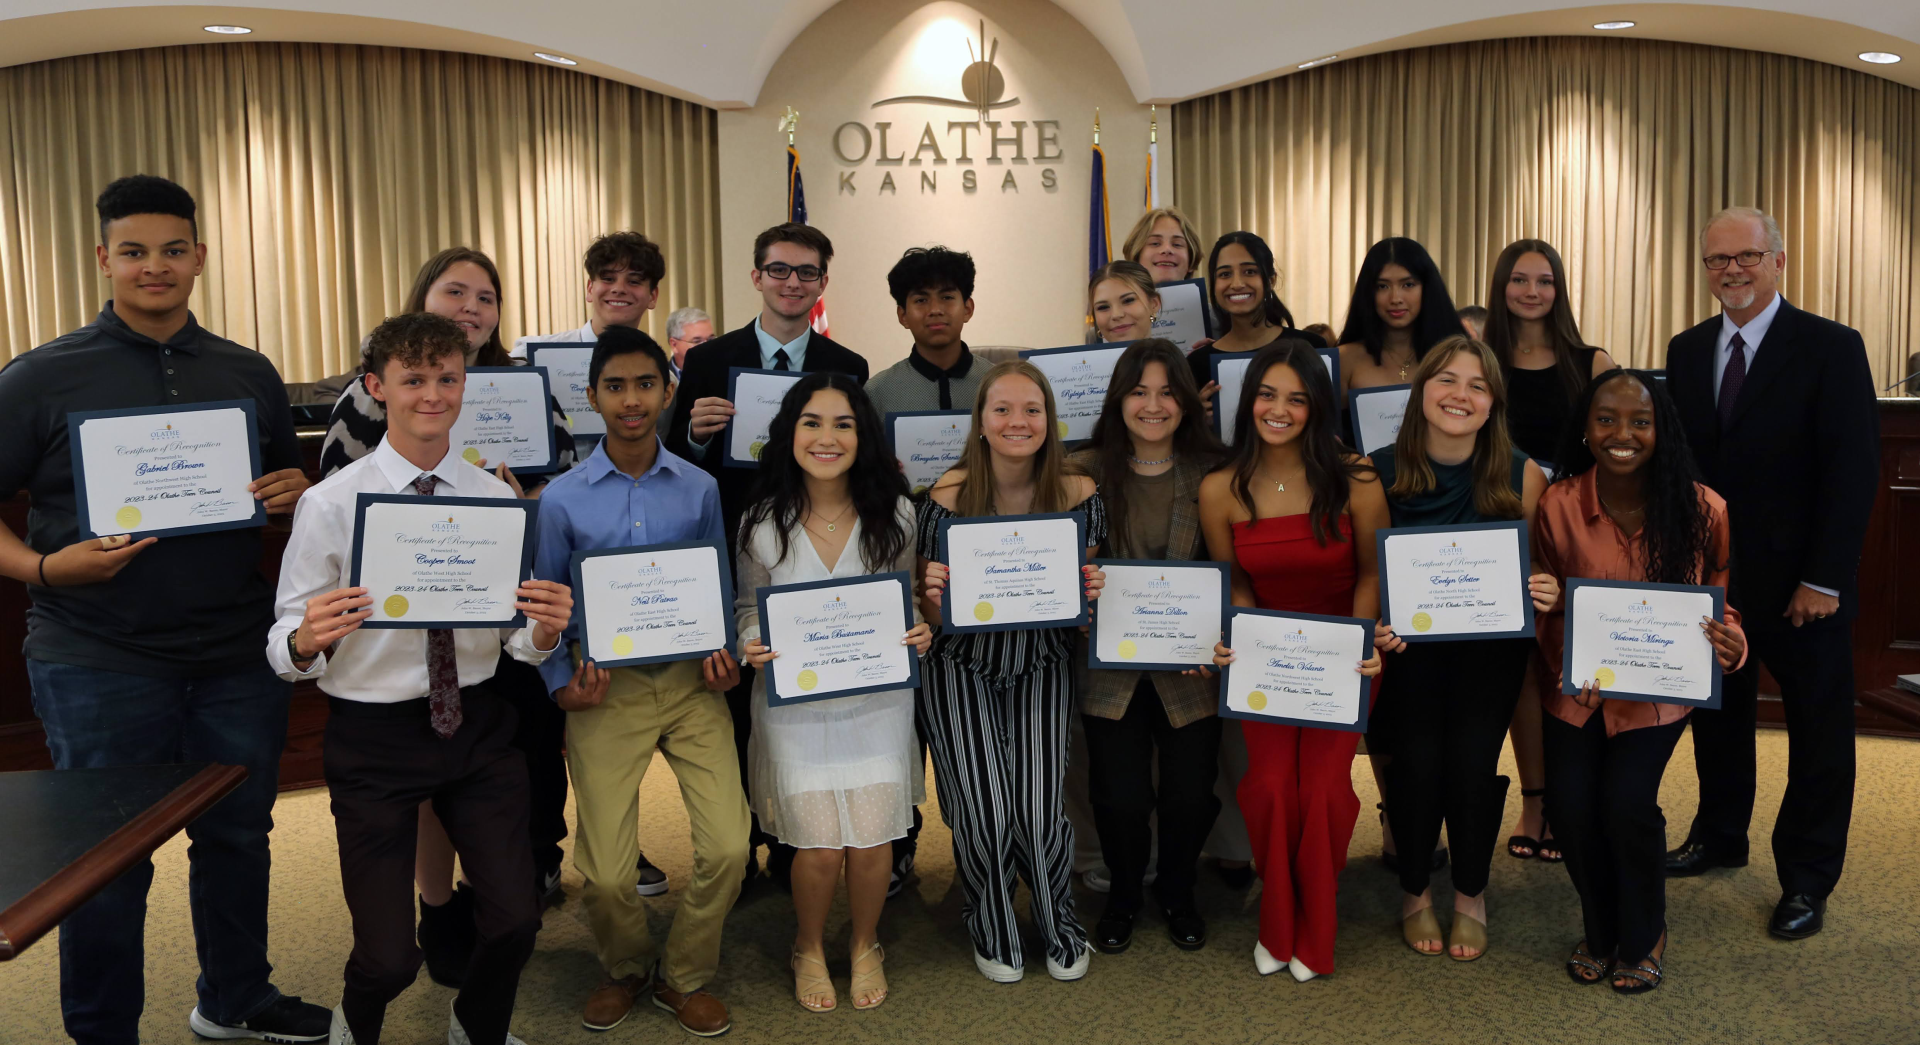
top-left (1082, 678), bottom-right (1223, 914)
top-left (1380, 638), bottom-right (1533, 897)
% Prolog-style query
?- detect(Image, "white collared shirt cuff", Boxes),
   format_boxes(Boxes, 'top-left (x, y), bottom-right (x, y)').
top-left (508, 623), bottom-right (559, 663)
top-left (1801, 582), bottom-right (1840, 598)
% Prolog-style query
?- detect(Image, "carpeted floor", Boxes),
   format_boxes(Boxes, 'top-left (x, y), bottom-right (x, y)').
top-left (6, 729), bottom-right (1916, 1045)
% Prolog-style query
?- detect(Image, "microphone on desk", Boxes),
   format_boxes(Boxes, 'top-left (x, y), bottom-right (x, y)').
top-left (1882, 353), bottom-right (1920, 394)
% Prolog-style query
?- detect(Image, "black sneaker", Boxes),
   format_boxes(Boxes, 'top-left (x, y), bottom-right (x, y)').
top-left (636, 850), bottom-right (669, 897)
top-left (537, 863), bottom-right (564, 906)
top-left (418, 883), bottom-right (476, 989)
top-left (888, 850), bottom-right (916, 898)
top-left (189, 994), bottom-right (332, 1043)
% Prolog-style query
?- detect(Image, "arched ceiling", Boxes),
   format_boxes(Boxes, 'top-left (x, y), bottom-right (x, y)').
top-left (1, 0), bottom-right (1915, 106)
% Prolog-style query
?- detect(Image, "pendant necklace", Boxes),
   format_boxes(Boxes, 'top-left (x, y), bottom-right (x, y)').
top-left (1261, 467), bottom-right (1303, 493)
top-left (1394, 349), bottom-right (1414, 380)
top-left (811, 502), bottom-right (854, 533)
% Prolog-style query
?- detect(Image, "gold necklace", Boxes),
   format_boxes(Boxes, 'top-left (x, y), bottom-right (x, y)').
top-left (809, 501), bottom-right (855, 533)
top-left (1259, 467), bottom-right (1303, 493)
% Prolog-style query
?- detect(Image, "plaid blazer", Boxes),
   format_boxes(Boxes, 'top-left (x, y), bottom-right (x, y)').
top-left (1071, 451), bottom-right (1220, 728)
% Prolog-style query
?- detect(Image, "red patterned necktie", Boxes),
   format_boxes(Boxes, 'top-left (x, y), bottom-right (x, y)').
top-left (413, 473), bottom-right (462, 739)
top-left (1717, 332), bottom-right (1748, 429)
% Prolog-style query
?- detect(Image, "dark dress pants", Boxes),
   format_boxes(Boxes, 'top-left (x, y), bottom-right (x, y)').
top-left (494, 652), bottom-right (568, 874)
top-left (325, 688), bottom-right (539, 1045)
top-left (1544, 712), bottom-right (1686, 966)
top-left (1082, 678), bottom-right (1223, 915)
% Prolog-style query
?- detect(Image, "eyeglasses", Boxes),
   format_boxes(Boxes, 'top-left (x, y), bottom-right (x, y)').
top-left (760, 263), bottom-right (824, 283)
top-left (1702, 250), bottom-right (1775, 271)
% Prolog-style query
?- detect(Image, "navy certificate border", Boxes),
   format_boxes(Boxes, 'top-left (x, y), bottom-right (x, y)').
top-left (527, 342), bottom-right (602, 438)
top-left (885, 409), bottom-right (971, 495)
top-left (569, 539), bottom-right (736, 669)
top-left (1209, 352), bottom-right (1250, 442)
top-left (1561, 577), bottom-right (1725, 709)
top-left (756, 571), bottom-right (921, 705)
top-left (723, 367), bottom-right (806, 470)
top-left (936, 510), bottom-right (1090, 633)
top-left (1346, 382), bottom-right (1412, 455)
top-left (1216, 606), bottom-right (1374, 733)
top-left (1017, 343), bottom-right (1132, 446)
top-left (1151, 278), bottom-right (1217, 341)
top-left (349, 493), bottom-right (539, 630)
top-left (68, 399), bottom-right (268, 540)
top-left (1087, 559), bottom-right (1230, 672)
top-left (1375, 520), bottom-right (1536, 642)
top-left (462, 366), bottom-right (559, 474)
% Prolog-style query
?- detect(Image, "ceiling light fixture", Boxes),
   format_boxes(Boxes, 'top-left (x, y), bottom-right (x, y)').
top-left (1592, 21), bottom-right (1636, 30)
top-left (1298, 55), bottom-right (1339, 70)
top-left (1859, 52), bottom-right (1902, 65)
top-left (533, 52), bottom-right (579, 66)
top-left (203, 25), bottom-right (253, 34)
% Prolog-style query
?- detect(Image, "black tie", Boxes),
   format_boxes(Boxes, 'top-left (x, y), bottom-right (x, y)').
top-left (773, 349), bottom-right (791, 372)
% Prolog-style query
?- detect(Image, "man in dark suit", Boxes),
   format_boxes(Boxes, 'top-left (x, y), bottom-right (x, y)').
top-left (1663, 207), bottom-right (1879, 939)
top-left (663, 221), bottom-right (869, 884)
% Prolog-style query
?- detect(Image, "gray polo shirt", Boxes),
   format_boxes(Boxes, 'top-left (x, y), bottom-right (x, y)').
top-left (864, 344), bottom-right (983, 417)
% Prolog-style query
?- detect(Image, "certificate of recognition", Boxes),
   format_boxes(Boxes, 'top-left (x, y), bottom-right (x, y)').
top-left (1562, 578), bottom-right (1725, 708)
top-left (451, 367), bottom-right (558, 473)
top-left (757, 572), bottom-right (920, 705)
top-left (1348, 384), bottom-right (1412, 455)
top-left (350, 494), bottom-right (538, 629)
top-left (67, 400), bottom-right (266, 539)
top-left (1018, 344), bottom-right (1130, 444)
top-left (1149, 279), bottom-right (1215, 354)
top-left (569, 540), bottom-right (735, 668)
top-left (937, 511), bottom-right (1089, 633)
top-left (1378, 521), bottom-right (1535, 641)
top-left (527, 343), bottom-right (602, 438)
top-left (1212, 350), bottom-right (1338, 444)
top-left (887, 410), bottom-right (971, 496)
top-left (724, 367), bottom-right (804, 469)
top-left (1089, 560), bottom-right (1228, 671)
top-left (1218, 608), bottom-right (1373, 732)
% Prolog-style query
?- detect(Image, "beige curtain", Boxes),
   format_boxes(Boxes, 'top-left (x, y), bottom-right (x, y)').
top-left (1174, 37), bottom-right (1918, 389)
top-left (0, 43), bottom-right (721, 382)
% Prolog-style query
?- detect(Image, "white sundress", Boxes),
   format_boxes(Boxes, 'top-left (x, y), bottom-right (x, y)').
top-left (736, 498), bottom-right (925, 850)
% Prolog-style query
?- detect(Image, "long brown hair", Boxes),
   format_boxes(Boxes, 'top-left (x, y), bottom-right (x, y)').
top-left (1081, 339), bottom-right (1222, 555)
top-left (403, 247), bottom-right (513, 367)
top-left (942, 360), bottom-right (1085, 518)
top-left (1389, 336), bottom-right (1524, 520)
top-left (1221, 339), bottom-right (1373, 544)
top-left (1483, 239), bottom-right (1592, 402)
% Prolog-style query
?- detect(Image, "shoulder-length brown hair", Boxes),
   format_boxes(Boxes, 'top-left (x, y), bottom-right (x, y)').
top-left (1122, 207), bottom-right (1204, 280)
top-left (1389, 336), bottom-right (1524, 520)
top-left (403, 247), bottom-right (513, 367)
top-left (944, 359), bottom-right (1085, 518)
top-left (1082, 339), bottom-right (1222, 553)
top-left (1483, 239), bottom-right (1592, 402)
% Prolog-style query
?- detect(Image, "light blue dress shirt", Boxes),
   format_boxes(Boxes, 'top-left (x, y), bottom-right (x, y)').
top-left (532, 438), bottom-right (725, 694)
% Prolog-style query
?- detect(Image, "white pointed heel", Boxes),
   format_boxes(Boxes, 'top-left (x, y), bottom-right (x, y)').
top-left (1253, 941), bottom-right (1284, 975)
top-left (1288, 956), bottom-right (1320, 982)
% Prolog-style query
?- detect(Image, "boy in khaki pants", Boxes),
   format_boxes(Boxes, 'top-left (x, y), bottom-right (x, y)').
top-left (531, 327), bottom-right (747, 1036)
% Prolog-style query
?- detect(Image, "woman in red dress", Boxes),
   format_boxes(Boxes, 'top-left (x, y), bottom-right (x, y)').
top-left (1199, 339), bottom-right (1387, 980)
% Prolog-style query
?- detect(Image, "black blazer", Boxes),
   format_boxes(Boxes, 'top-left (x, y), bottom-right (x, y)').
top-left (663, 321), bottom-right (870, 550)
top-left (1664, 300), bottom-right (1878, 621)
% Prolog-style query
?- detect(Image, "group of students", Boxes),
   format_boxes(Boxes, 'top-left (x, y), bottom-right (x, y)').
top-left (0, 174), bottom-right (1877, 1045)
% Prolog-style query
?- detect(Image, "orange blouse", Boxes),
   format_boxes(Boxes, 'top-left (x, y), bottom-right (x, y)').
top-left (1532, 471), bottom-right (1747, 736)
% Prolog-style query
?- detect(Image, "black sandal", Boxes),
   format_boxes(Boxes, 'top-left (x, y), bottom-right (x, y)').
top-left (1508, 787), bottom-right (1546, 860)
top-left (1565, 940), bottom-right (1613, 986)
top-left (1611, 940), bottom-right (1665, 996)
top-left (1536, 824), bottom-right (1564, 864)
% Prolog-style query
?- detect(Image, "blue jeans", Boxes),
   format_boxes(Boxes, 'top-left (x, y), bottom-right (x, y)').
top-left (28, 659), bottom-right (292, 1045)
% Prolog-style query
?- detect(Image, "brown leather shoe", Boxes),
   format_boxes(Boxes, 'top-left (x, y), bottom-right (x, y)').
top-left (582, 974), bottom-right (649, 1032)
top-left (652, 981), bottom-right (731, 1037)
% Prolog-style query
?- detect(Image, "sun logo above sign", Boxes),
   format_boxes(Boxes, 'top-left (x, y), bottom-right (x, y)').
top-left (873, 19), bottom-right (1019, 123)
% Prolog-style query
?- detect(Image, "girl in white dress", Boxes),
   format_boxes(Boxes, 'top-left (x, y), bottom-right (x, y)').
top-left (735, 373), bottom-right (932, 1014)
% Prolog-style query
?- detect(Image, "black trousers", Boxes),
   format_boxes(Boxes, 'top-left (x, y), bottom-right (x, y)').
top-left (1382, 638), bottom-right (1533, 897)
top-left (494, 653), bottom-right (568, 873)
top-left (1544, 712), bottom-right (1685, 965)
top-left (1684, 619), bottom-right (1856, 896)
top-left (1082, 679), bottom-right (1223, 915)
top-left (325, 689), bottom-right (539, 1045)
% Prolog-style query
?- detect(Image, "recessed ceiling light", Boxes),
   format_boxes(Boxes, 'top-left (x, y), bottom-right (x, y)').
top-left (203, 25), bottom-right (252, 34)
top-left (1593, 21), bottom-right (1636, 30)
top-left (1859, 52), bottom-right (1902, 65)
top-left (533, 52), bottom-right (578, 66)
top-left (1298, 55), bottom-right (1339, 69)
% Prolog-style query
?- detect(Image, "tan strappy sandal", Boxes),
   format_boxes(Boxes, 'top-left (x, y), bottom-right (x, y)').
top-left (791, 951), bottom-right (836, 1012)
top-left (1449, 909), bottom-right (1489, 962)
top-left (850, 942), bottom-right (888, 1010)
top-left (1403, 906), bottom-right (1444, 956)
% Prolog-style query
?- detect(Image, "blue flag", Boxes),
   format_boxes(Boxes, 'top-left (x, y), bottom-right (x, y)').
top-left (787, 144), bottom-right (807, 223)
top-left (1088, 143), bottom-right (1111, 276)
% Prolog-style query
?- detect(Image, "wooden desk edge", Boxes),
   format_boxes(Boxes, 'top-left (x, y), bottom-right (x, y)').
top-left (0, 764), bottom-right (249, 960)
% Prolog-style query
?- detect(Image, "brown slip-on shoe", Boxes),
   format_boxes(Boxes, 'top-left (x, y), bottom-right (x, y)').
top-left (583, 973), bottom-right (650, 1031)
top-left (653, 981), bottom-right (731, 1037)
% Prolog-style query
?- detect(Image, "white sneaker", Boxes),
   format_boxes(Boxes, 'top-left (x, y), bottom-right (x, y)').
top-left (1288, 956), bottom-right (1320, 982)
top-left (1046, 943), bottom-right (1092, 981)
top-left (1253, 941), bottom-right (1285, 976)
top-left (329, 1006), bottom-right (355, 1045)
top-left (448, 1001), bottom-right (528, 1045)
top-left (972, 950), bottom-right (1025, 983)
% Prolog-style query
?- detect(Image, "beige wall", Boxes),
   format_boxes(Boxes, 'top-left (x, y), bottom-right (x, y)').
top-left (717, 0), bottom-right (1160, 367)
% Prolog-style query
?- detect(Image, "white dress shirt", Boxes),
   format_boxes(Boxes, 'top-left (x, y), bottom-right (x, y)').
top-left (267, 437), bottom-right (556, 701)
top-left (510, 321), bottom-right (597, 361)
top-left (1712, 291), bottom-right (1782, 402)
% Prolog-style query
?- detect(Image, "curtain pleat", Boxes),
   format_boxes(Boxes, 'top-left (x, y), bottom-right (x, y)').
top-left (0, 42), bottom-right (721, 381)
top-left (1173, 37), bottom-right (1917, 387)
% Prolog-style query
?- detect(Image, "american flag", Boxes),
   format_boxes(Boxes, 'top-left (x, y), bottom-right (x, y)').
top-left (786, 143), bottom-right (830, 336)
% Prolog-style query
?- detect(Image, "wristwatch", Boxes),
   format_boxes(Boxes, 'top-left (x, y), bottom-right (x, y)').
top-left (288, 630), bottom-right (317, 670)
